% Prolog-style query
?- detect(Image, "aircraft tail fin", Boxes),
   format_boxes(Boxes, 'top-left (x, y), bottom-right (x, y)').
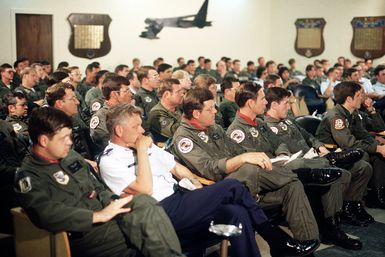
top-left (194, 0), bottom-right (209, 28)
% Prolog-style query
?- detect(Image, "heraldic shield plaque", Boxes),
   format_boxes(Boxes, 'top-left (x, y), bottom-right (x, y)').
top-left (294, 18), bottom-right (326, 58)
top-left (351, 16), bottom-right (385, 59)
top-left (68, 13), bottom-right (112, 59)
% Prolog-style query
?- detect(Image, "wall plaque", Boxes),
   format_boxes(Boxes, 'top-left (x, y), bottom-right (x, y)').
top-left (294, 18), bottom-right (326, 58)
top-left (68, 13), bottom-right (111, 59)
top-left (351, 16), bottom-right (385, 59)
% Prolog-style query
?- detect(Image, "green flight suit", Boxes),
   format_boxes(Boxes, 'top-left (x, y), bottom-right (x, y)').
top-left (134, 87), bottom-right (159, 130)
top-left (264, 115), bottom-right (371, 201)
top-left (316, 104), bottom-right (381, 189)
top-left (90, 105), bottom-right (109, 155)
top-left (228, 114), bottom-right (349, 217)
top-left (72, 115), bottom-right (96, 160)
top-left (148, 102), bottom-right (182, 143)
top-left (359, 109), bottom-right (385, 133)
top-left (5, 115), bottom-right (29, 136)
top-left (85, 87), bottom-right (102, 107)
top-left (14, 149), bottom-right (184, 257)
top-left (76, 80), bottom-right (95, 100)
top-left (301, 77), bottom-right (321, 94)
top-left (173, 119), bottom-right (318, 240)
top-left (0, 120), bottom-right (29, 233)
top-left (219, 99), bottom-right (239, 129)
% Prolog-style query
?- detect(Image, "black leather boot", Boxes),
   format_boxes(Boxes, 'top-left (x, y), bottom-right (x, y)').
top-left (354, 201), bottom-right (375, 224)
top-left (340, 201), bottom-right (369, 227)
top-left (322, 214), bottom-right (363, 250)
top-left (293, 167), bottom-right (342, 186)
top-left (324, 149), bottom-right (363, 169)
top-left (257, 222), bottom-right (320, 257)
top-left (365, 187), bottom-right (385, 209)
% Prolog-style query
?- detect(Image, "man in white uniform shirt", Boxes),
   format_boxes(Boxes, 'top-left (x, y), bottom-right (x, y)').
top-left (99, 103), bottom-right (319, 257)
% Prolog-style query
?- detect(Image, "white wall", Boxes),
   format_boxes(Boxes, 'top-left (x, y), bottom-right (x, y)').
top-left (271, 0), bottom-right (385, 71)
top-left (0, 0), bottom-right (271, 71)
top-left (1, 0), bottom-right (384, 73)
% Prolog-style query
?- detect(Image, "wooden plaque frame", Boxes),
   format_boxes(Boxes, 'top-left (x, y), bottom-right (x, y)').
top-left (294, 18), bottom-right (326, 58)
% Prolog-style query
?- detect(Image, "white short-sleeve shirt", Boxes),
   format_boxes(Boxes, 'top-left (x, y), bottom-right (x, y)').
top-left (373, 81), bottom-right (385, 96)
top-left (99, 142), bottom-right (177, 201)
top-left (320, 79), bottom-right (340, 95)
top-left (360, 78), bottom-right (374, 94)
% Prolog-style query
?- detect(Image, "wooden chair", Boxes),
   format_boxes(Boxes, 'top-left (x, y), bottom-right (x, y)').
top-left (11, 207), bottom-right (71, 257)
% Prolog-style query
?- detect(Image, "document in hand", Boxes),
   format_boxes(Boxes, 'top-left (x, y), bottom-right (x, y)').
top-left (270, 150), bottom-right (303, 166)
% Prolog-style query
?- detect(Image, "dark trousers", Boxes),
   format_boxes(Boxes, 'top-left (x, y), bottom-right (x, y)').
top-left (160, 179), bottom-right (267, 257)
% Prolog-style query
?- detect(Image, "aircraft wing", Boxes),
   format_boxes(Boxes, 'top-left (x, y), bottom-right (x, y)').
top-left (139, 18), bottom-right (164, 39)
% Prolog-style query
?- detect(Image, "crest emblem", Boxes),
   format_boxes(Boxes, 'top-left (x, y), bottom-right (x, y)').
top-left (249, 127), bottom-right (259, 137)
top-left (270, 127), bottom-right (279, 134)
top-left (230, 129), bottom-right (245, 143)
top-left (68, 13), bottom-right (112, 59)
top-left (294, 18), bottom-right (326, 58)
top-left (178, 138), bottom-right (193, 153)
top-left (160, 119), bottom-right (169, 128)
top-left (334, 119), bottom-right (345, 130)
top-left (18, 176), bottom-right (32, 193)
top-left (12, 123), bottom-right (22, 132)
top-left (53, 171), bottom-right (70, 185)
top-left (279, 122), bottom-right (288, 131)
top-left (90, 116), bottom-right (100, 129)
top-left (145, 96), bottom-right (152, 103)
top-left (351, 16), bottom-right (385, 59)
top-left (91, 102), bottom-right (101, 112)
top-left (197, 131), bottom-right (209, 143)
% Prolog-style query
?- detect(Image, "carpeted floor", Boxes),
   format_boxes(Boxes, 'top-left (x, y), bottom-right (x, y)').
top-left (316, 222), bottom-right (385, 257)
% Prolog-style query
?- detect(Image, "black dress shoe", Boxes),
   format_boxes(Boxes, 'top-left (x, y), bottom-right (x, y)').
top-left (322, 216), bottom-right (363, 250)
top-left (340, 202), bottom-right (369, 227)
top-left (293, 167), bottom-right (342, 186)
top-left (365, 187), bottom-right (385, 209)
top-left (355, 202), bottom-right (375, 224)
top-left (324, 149), bottom-right (363, 169)
top-left (270, 238), bottom-right (320, 257)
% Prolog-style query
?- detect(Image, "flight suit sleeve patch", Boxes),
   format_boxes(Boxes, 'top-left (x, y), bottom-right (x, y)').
top-left (270, 126), bottom-right (279, 134)
top-left (18, 176), bottom-right (32, 193)
top-left (160, 118), bottom-right (169, 128)
top-left (178, 138), bottom-right (193, 153)
top-left (333, 118), bottom-right (345, 130)
top-left (90, 116), bottom-right (100, 129)
top-left (230, 129), bottom-right (245, 143)
top-left (144, 96), bottom-right (152, 103)
top-left (12, 123), bottom-right (22, 133)
top-left (91, 102), bottom-right (101, 112)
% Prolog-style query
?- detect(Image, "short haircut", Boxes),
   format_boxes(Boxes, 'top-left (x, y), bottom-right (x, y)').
top-left (30, 63), bottom-right (42, 69)
top-left (102, 76), bottom-right (130, 100)
top-left (220, 77), bottom-right (238, 93)
top-left (57, 61), bottom-right (69, 69)
top-left (114, 64), bottom-right (128, 73)
top-left (233, 59), bottom-right (240, 65)
top-left (127, 71), bottom-right (137, 80)
top-left (204, 58), bottom-right (211, 64)
top-left (85, 62), bottom-right (100, 73)
top-left (96, 70), bottom-right (110, 84)
top-left (266, 74), bottom-right (280, 83)
top-left (320, 59), bottom-right (329, 64)
top-left (67, 66), bottom-right (79, 73)
top-left (256, 66), bottom-right (266, 78)
top-left (137, 66), bottom-right (155, 83)
top-left (278, 66), bottom-right (289, 78)
top-left (20, 67), bottom-right (36, 79)
top-left (157, 63), bottom-right (172, 73)
top-left (47, 71), bottom-right (69, 86)
top-left (333, 81), bottom-right (362, 105)
top-left (13, 59), bottom-right (24, 69)
top-left (177, 57), bottom-right (184, 63)
top-left (0, 63), bottom-right (13, 72)
top-left (235, 82), bottom-right (262, 107)
top-left (172, 70), bottom-right (188, 80)
top-left (187, 59), bottom-right (195, 65)
top-left (158, 78), bottom-right (180, 97)
top-left (374, 65), bottom-right (385, 76)
top-left (106, 103), bottom-right (142, 136)
top-left (2, 92), bottom-right (26, 114)
top-left (28, 107), bottom-right (73, 145)
top-left (198, 56), bottom-right (205, 61)
top-left (46, 82), bottom-right (75, 107)
top-left (182, 87), bottom-right (214, 119)
top-left (265, 60), bottom-right (275, 68)
top-left (326, 67), bottom-right (336, 76)
top-left (288, 58), bottom-right (295, 65)
top-left (193, 74), bottom-right (216, 89)
top-left (345, 68), bottom-right (358, 78)
top-left (265, 87), bottom-right (291, 110)
top-left (333, 63), bottom-right (343, 68)
top-left (305, 64), bottom-right (315, 73)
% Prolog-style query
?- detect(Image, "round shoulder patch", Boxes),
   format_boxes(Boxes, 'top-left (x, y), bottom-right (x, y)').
top-left (12, 123), bottom-right (22, 132)
top-left (90, 116), bottom-right (100, 129)
top-left (230, 129), bottom-right (245, 143)
top-left (178, 138), bottom-right (193, 153)
top-left (144, 96), bottom-right (152, 103)
top-left (334, 118), bottom-right (345, 130)
top-left (91, 102), bottom-right (101, 112)
top-left (270, 126), bottom-right (279, 134)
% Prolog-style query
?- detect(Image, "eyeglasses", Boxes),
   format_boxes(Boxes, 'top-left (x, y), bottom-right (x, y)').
top-left (201, 105), bottom-right (216, 112)
top-left (15, 103), bottom-right (27, 107)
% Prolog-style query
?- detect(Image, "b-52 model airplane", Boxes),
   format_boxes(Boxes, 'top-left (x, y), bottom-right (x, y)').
top-left (140, 0), bottom-right (211, 39)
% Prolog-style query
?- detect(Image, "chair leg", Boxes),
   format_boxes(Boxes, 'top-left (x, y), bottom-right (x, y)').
top-left (220, 239), bottom-right (228, 257)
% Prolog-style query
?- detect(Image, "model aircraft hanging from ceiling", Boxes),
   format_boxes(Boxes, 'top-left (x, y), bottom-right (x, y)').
top-left (140, 0), bottom-right (212, 39)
